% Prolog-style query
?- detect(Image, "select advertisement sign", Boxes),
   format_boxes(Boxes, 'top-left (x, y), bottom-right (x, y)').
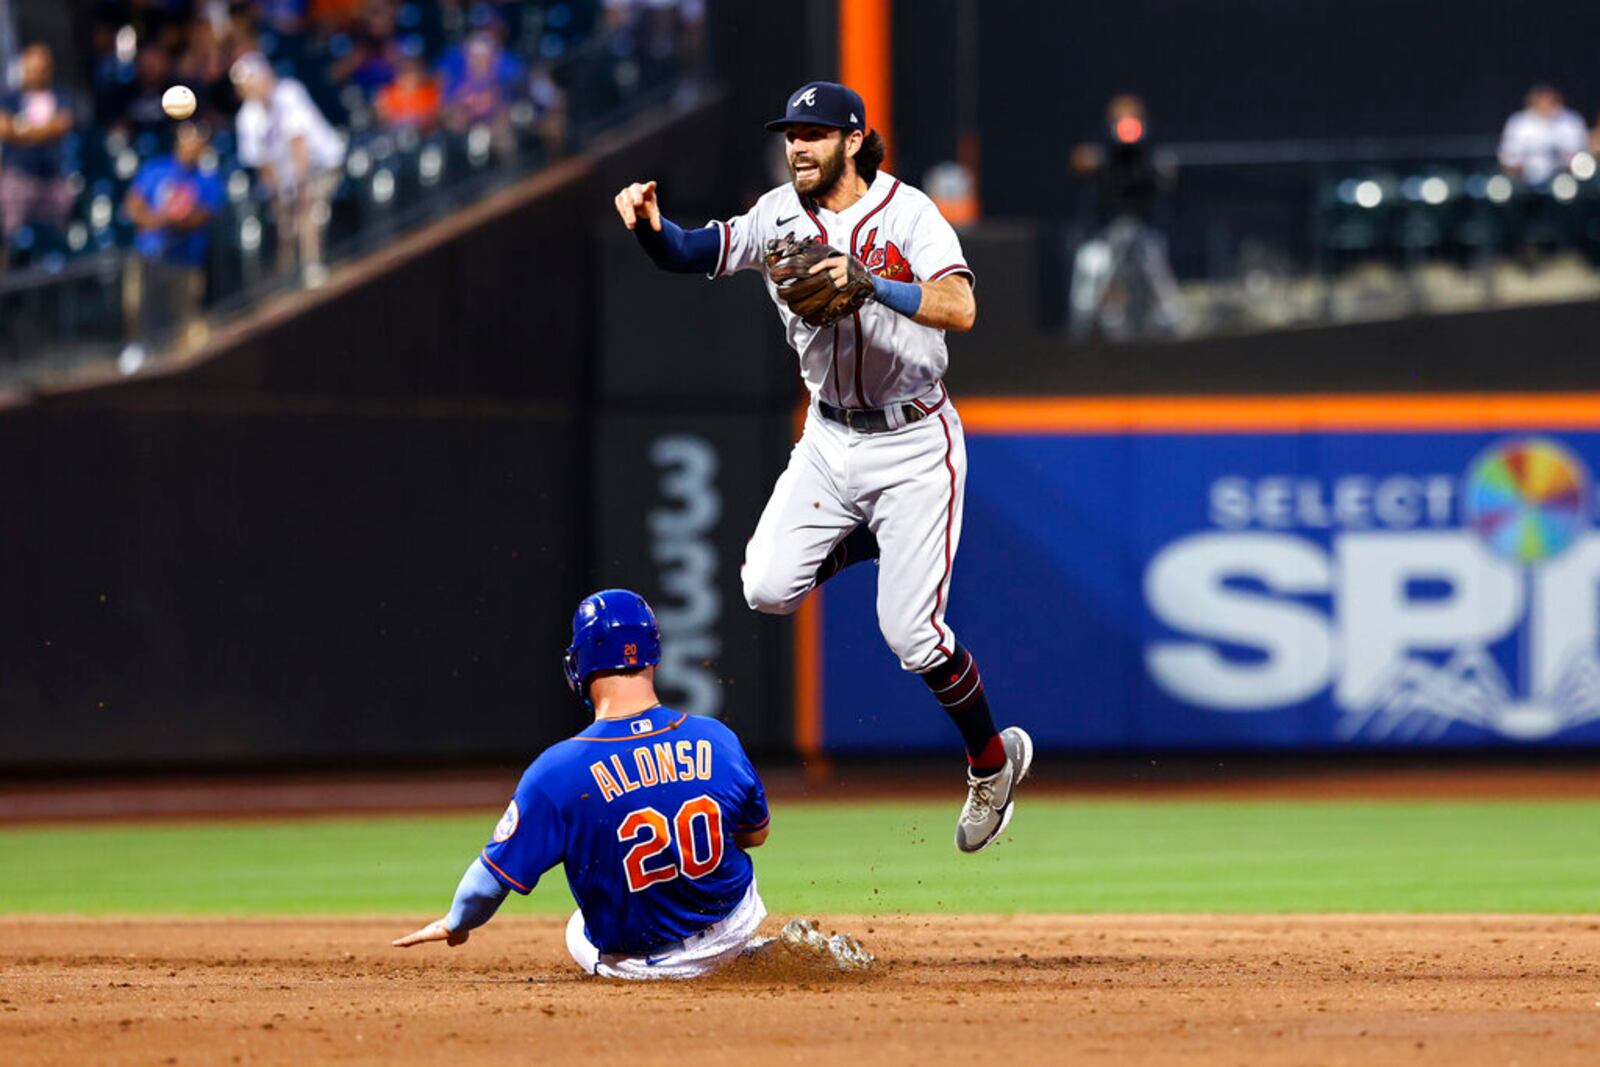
top-left (813, 396), bottom-right (1600, 752)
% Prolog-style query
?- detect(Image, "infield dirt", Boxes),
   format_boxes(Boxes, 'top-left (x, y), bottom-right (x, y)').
top-left (3, 914), bottom-right (1598, 1065)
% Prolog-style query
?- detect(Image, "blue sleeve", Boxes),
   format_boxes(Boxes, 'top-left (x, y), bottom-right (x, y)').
top-left (736, 774), bottom-right (769, 833)
top-left (724, 734), bottom-right (769, 832)
top-left (130, 163), bottom-right (159, 204)
top-left (444, 857), bottom-right (510, 933)
top-left (479, 779), bottom-right (564, 895)
top-left (634, 215), bottom-right (722, 275)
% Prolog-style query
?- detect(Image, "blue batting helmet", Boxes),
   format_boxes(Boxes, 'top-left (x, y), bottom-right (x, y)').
top-left (563, 589), bottom-right (662, 697)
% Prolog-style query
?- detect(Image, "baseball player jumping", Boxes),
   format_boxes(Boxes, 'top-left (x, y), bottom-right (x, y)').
top-left (393, 589), bottom-right (870, 978)
top-left (614, 81), bottom-right (1032, 853)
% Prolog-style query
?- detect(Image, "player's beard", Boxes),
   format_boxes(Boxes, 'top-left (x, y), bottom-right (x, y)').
top-left (789, 138), bottom-right (847, 199)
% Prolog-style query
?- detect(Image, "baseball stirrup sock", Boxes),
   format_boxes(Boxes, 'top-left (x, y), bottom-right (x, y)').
top-left (813, 524), bottom-right (880, 586)
top-left (922, 643), bottom-right (1005, 775)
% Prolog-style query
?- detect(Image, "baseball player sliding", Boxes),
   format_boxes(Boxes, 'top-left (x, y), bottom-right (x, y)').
top-left (615, 81), bottom-right (1032, 853)
top-left (393, 589), bottom-right (870, 978)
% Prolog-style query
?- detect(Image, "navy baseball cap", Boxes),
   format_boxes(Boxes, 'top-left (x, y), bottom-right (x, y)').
top-left (765, 81), bottom-right (867, 133)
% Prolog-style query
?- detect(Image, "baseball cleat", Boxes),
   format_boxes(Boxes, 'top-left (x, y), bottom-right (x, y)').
top-left (954, 726), bottom-right (1034, 854)
top-left (779, 918), bottom-right (874, 972)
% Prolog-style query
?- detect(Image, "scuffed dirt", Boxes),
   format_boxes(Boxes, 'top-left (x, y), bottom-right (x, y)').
top-left (3, 914), bottom-right (1599, 1065)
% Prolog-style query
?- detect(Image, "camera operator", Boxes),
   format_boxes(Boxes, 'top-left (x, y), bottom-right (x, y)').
top-left (1067, 94), bottom-right (1185, 340)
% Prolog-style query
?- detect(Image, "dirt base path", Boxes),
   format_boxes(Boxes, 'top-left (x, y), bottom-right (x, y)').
top-left (3, 915), bottom-right (1598, 1065)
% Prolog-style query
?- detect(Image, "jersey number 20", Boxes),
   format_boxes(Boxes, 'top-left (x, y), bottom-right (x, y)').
top-left (616, 795), bottom-right (724, 893)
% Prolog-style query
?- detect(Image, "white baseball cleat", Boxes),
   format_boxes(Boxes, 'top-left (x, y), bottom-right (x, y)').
top-left (779, 918), bottom-right (874, 972)
top-left (954, 726), bottom-right (1034, 854)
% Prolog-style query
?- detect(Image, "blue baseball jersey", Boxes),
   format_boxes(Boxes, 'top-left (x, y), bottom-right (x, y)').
top-left (479, 708), bottom-right (769, 956)
top-left (130, 156), bottom-right (225, 268)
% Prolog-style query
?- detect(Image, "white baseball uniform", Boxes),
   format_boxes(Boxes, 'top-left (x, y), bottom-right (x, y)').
top-left (565, 878), bottom-right (767, 980)
top-left (708, 170), bottom-right (974, 672)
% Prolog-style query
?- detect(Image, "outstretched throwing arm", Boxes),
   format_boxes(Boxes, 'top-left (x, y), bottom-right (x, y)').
top-left (392, 857), bottom-right (510, 949)
top-left (614, 179), bottom-right (722, 275)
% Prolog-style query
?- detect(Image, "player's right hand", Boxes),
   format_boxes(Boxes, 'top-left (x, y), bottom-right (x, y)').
top-left (614, 180), bottom-right (661, 232)
top-left (392, 918), bottom-right (469, 948)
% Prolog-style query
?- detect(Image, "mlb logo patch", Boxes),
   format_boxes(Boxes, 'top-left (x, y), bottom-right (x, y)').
top-left (630, 718), bottom-right (653, 735)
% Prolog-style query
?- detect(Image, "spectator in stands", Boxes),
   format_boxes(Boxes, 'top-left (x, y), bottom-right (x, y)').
top-left (600, 0), bottom-right (705, 85)
top-left (231, 51), bottom-right (346, 284)
top-left (122, 122), bottom-right (224, 341)
top-left (1067, 93), bottom-right (1185, 340)
top-left (438, 11), bottom-right (524, 98)
top-left (0, 0), bottom-right (18, 80)
top-left (527, 60), bottom-right (568, 160)
top-left (1498, 84), bottom-right (1587, 187)
top-left (310, 0), bottom-right (365, 33)
top-left (0, 44), bottom-right (79, 270)
top-left (258, 0), bottom-right (312, 39)
top-left (328, 0), bottom-right (401, 98)
top-left (480, 0), bottom-right (530, 48)
top-left (89, 21), bottom-right (137, 129)
top-left (1583, 111), bottom-right (1600, 159)
top-left (176, 13), bottom-right (249, 123)
top-left (109, 45), bottom-right (179, 146)
top-left (441, 31), bottom-right (516, 160)
top-left (376, 54), bottom-right (442, 132)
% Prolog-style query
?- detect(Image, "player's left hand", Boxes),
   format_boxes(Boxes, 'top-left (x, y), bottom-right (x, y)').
top-left (808, 254), bottom-right (872, 293)
top-left (392, 918), bottom-right (469, 948)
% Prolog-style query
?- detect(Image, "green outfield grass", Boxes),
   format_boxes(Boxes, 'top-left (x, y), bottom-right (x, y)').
top-left (1, 799), bottom-right (1598, 916)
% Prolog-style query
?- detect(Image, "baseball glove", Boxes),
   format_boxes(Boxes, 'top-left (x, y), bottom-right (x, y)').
top-left (765, 234), bottom-right (874, 328)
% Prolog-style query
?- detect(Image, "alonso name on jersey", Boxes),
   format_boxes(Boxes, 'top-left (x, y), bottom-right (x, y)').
top-left (588, 737), bottom-right (717, 803)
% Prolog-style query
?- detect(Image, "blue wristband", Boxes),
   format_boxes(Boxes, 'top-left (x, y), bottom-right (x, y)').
top-left (870, 274), bottom-right (922, 318)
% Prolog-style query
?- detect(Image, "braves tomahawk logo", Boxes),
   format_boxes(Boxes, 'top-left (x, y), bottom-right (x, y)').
top-left (857, 227), bottom-right (912, 281)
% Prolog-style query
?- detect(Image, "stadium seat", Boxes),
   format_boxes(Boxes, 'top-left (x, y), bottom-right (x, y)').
top-left (1396, 169), bottom-right (1465, 265)
top-left (1317, 172), bottom-right (1401, 270)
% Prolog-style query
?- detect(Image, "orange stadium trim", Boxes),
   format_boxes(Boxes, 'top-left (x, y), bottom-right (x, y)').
top-left (839, 0), bottom-right (891, 169)
top-left (955, 393), bottom-right (1600, 434)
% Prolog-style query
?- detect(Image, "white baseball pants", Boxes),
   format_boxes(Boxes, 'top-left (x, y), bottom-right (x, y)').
top-left (566, 879), bottom-right (768, 980)
top-left (742, 391), bottom-right (967, 672)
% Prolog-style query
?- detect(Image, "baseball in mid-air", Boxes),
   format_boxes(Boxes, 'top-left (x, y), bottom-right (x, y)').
top-left (161, 85), bottom-right (196, 121)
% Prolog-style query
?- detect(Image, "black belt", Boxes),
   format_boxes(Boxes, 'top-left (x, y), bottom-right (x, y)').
top-left (818, 399), bottom-right (931, 433)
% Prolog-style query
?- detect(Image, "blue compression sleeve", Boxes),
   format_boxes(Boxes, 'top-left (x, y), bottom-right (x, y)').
top-left (870, 273), bottom-right (923, 317)
top-left (445, 857), bottom-right (510, 933)
top-left (634, 216), bottom-right (722, 274)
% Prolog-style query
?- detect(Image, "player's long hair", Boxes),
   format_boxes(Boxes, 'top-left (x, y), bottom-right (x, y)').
top-left (856, 129), bottom-right (887, 182)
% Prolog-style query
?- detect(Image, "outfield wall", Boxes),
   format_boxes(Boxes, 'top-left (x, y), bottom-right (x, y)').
top-left (11, 85), bottom-right (1600, 766)
top-left (811, 396), bottom-right (1600, 754)
top-left (0, 100), bottom-right (747, 771)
